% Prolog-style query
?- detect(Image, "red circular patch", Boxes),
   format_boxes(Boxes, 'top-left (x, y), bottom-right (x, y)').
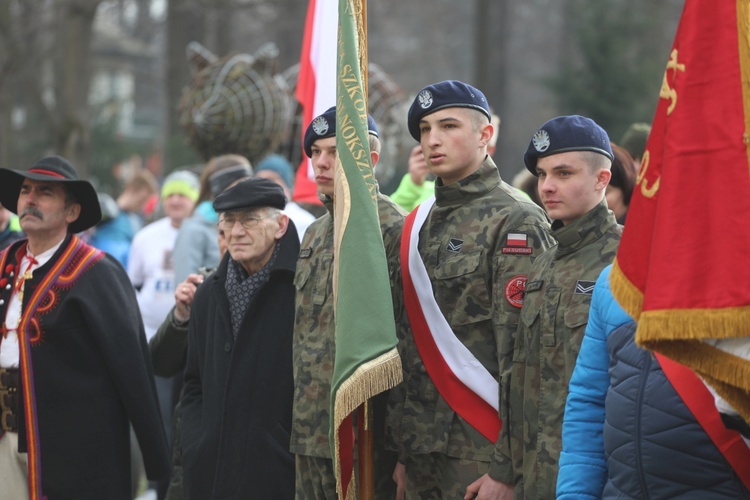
top-left (504, 275), bottom-right (527, 308)
top-left (0, 278), bottom-right (6, 288)
top-left (5, 264), bottom-right (13, 274)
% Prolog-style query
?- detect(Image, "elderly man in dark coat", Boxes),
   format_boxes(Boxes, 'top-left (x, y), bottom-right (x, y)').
top-left (0, 156), bottom-right (170, 499)
top-left (180, 178), bottom-right (298, 499)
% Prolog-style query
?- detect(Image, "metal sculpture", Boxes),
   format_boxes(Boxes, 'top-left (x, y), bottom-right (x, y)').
top-left (180, 42), bottom-right (410, 190)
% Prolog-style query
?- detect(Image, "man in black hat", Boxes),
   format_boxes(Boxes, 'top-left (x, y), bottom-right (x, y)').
top-left (385, 80), bottom-right (553, 499)
top-left (0, 156), bottom-right (170, 498)
top-left (490, 115), bottom-right (622, 499)
top-left (180, 177), bottom-right (299, 499)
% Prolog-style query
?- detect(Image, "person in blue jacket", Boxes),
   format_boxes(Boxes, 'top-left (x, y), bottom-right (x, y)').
top-left (557, 264), bottom-right (750, 499)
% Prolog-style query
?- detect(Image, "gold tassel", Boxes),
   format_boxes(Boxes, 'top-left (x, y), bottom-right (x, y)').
top-left (610, 259), bottom-right (644, 321)
top-left (637, 306), bottom-right (750, 342)
top-left (644, 340), bottom-right (750, 424)
top-left (701, 375), bottom-right (750, 428)
top-left (333, 348), bottom-right (403, 499)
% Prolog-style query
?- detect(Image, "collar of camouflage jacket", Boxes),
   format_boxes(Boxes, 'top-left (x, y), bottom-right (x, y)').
top-left (552, 198), bottom-right (618, 257)
top-left (434, 155), bottom-right (500, 207)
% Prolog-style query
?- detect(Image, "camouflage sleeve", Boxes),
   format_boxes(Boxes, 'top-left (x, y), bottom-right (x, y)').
top-left (490, 220), bottom-right (554, 483)
top-left (383, 308), bottom-right (408, 459)
top-left (383, 222), bottom-right (405, 326)
top-left (382, 261), bottom-right (408, 459)
top-left (382, 220), bottom-right (408, 458)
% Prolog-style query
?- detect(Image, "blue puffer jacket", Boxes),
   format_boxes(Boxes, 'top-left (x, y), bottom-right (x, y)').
top-left (557, 265), bottom-right (750, 499)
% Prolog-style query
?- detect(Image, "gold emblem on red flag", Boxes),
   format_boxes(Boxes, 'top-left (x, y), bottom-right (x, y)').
top-left (636, 151), bottom-right (660, 198)
top-left (660, 49), bottom-right (686, 115)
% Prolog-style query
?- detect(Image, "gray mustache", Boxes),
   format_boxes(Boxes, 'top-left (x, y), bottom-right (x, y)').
top-left (20, 207), bottom-right (44, 220)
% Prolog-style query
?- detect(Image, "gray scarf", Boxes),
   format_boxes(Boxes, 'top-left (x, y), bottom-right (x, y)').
top-left (224, 243), bottom-right (280, 338)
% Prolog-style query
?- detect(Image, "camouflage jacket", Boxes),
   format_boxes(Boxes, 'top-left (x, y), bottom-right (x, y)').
top-left (289, 192), bottom-right (406, 458)
top-left (386, 157), bottom-right (553, 462)
top-left (490, 199), bottom-right (621, 499)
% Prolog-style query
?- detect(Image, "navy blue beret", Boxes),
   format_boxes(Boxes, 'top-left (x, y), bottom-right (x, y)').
top-left (303, 106), bottom-right (379, 158)
top-left (407, 80), bottom-right (491, 141)
top-left (213, 177), bottom-right (286, 212)
top-left (524, 115), bottom-right (613, 175)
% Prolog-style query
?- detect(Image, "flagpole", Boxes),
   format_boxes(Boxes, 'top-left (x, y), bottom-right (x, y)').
top-left (354, 2), bottom-right (376, 498)
top-left (361, 0), bottom-right (368, 97)
top-left (334, 0), bottom-right (402, 496)
top-left (357, 400), bottom-right (375, 499)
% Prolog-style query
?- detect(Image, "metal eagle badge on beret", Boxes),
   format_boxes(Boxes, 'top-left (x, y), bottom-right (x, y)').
top-left (312, 115), bottom-right (329, 136)
top-left (532, 129), bottom-right (551, 152)
top-left (418, 89), bottom-right (433, 109)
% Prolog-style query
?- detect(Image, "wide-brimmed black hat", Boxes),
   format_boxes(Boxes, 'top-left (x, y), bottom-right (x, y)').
top-left (0, 156), bottom-right (102, 233)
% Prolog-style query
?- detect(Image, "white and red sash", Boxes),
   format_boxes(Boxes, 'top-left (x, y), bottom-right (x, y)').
top-left (656, 353), bottom-right (750, 490)
top-left (401, 197), bottom-right (501, 442)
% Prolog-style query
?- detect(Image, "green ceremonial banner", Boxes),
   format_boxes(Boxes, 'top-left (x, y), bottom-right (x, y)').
top-left (330, 0), bottom-right (403, 497)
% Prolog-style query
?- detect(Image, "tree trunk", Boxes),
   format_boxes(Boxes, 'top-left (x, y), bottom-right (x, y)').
top-left (53, 0), bottom-right (102, 177)
top-left (164, 0), bottom-right (206, 171)
top-left (0, 0), bottom-right (15, 167)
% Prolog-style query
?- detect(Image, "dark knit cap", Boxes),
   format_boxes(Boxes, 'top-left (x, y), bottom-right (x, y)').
top-left (524, 115), bottom-right (613, 175)
top-left (303, 106), bottom-right (379, 158)
top-left (213, 177), bottom-right (286, 213)
top-left (256, 155), bottom-right (295, 189)
top-left (209, 163), bottom-right (254, 197)
top-left (407, 80), bottom-right (491, 141)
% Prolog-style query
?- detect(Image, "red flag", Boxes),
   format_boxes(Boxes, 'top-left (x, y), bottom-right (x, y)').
top-left (611, 0), bottom-right (750, 422)
top-left (293, 0), bottom-right (337, 204)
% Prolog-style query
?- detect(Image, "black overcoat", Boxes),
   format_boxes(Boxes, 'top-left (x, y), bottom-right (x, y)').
top-left (0, 234), bottom-right (170, 498)
top-left (181, 225), bottom-right (299, 499)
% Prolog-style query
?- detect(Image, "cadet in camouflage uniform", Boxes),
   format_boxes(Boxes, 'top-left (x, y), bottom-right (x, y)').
top-left (291, 107), bottom-right (405, 499)
top-left (385, 81), bottom-right (553, 499)
top-left (491, 115), bottom-right (622, 499)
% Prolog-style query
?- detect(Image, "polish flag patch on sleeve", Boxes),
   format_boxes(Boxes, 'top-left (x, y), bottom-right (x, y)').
top-left (507, 233), bottom-right (528, 246)
top-left (502, 232), bottom-right (533, 254)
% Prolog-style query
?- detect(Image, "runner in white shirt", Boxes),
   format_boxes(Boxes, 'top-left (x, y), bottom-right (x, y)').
top-left (128, 170), bottom-right (199, 341)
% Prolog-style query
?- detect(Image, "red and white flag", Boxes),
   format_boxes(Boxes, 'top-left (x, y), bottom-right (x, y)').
top-left (293, 0), bottom-right (338, 204)
top-left (506, 233), bottom-right (528, 247)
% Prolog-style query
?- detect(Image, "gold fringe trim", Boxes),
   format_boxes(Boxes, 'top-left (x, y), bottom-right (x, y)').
top-left (334, 348), bottom-right (403, 499)
top-left (644, 339), bottom-right (750, 423)
top-left (637, 307), bottom-right (750, 422)
top-left (637, 305), bottom-right (750, 342)
top-left (702, 375), bottom-right (750, 427)
top-left (610, 258), bottom-right (644, 321)
top-left (354, 0), bottom-right (368, 100)
top-left (737, 0), bottom-right (750, 171)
